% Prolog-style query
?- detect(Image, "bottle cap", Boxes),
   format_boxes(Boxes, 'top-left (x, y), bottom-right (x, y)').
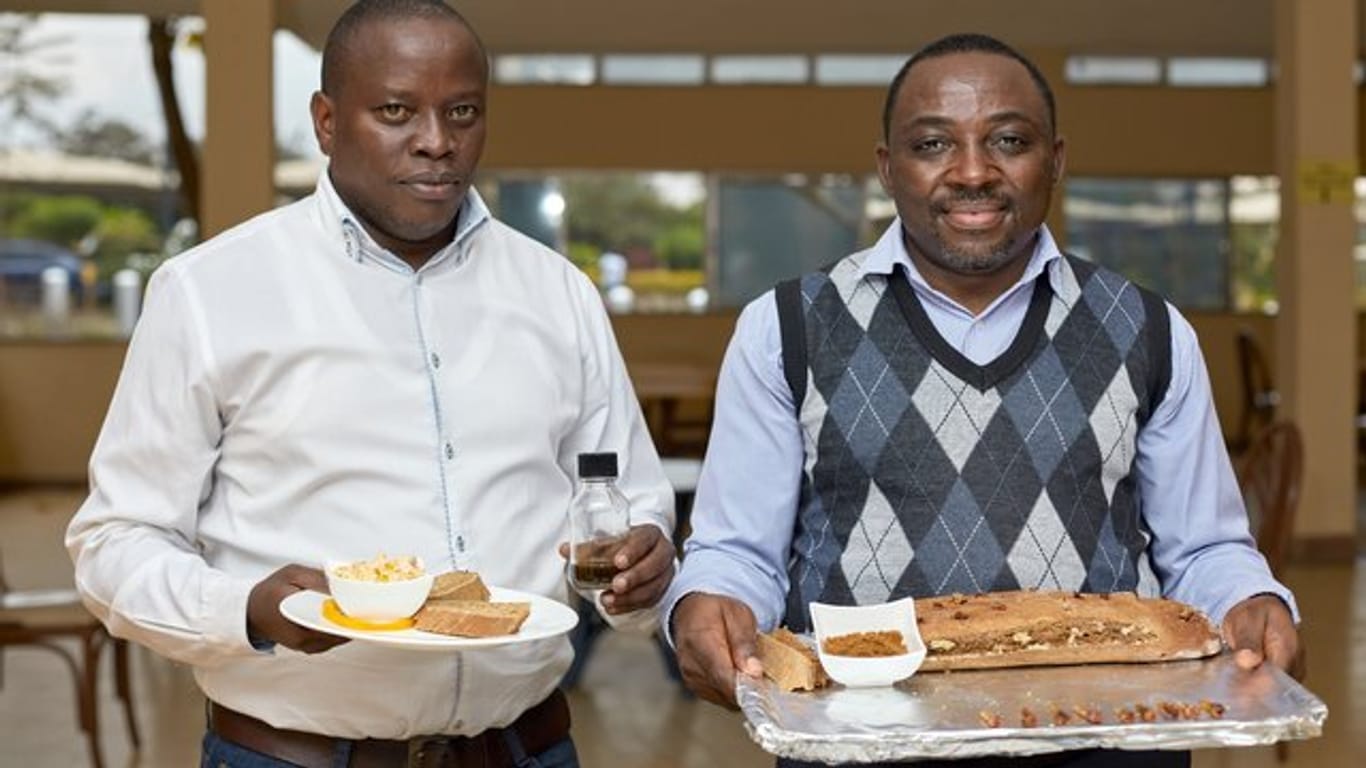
top-left (577, 452), bottom-right (618, 479)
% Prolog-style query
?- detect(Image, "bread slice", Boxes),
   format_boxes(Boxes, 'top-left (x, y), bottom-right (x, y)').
top-left (414, 600), bottom-right (530, 638)
top-left (756, 628), bottom-right (829, 692)
top-left (916, 590), bottom-right (1222, 671)
top-left (428, 570), bottom-right (491, 602)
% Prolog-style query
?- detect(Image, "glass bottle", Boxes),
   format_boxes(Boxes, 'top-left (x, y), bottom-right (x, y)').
top-left (568, 452), bottom-right (631, 591)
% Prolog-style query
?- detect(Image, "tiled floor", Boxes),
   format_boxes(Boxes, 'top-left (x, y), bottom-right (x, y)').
top-left (1, 489), bottom-right (1360, 768)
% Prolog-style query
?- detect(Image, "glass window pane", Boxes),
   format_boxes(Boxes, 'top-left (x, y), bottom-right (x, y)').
top-left (494, 54), bottom-right (595, 85)
top-left (710, 55), bottom-right (808, 84)
top-left (814, 55), bottom-right (907, 85)
top-left (1, 12), bottom-right (193, 339)
top-left (1167, 58), bottom-right (1269, 87)
top-left (715, 176), bottom-right (864, 306)
top-left (1064, 178), bottom-right (1229, 310)
top-left (1065, 56), bottom-right (1162, 85)
top-left (1228, 176), bottom-right (1279, 313)
top-left (601, 55), bottom-right (704, 85)
top-left (484, 172), bottom-right (706, 313)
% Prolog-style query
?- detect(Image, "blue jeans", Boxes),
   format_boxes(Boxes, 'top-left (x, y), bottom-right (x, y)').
top-left (201, 730), bottom-right (579, 768)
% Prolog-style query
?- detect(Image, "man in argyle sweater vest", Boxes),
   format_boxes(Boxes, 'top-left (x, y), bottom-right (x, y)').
top-left (666, 33), bottom-right (1303, 768)
top-left (780, 253), bottom-right (1169, 632)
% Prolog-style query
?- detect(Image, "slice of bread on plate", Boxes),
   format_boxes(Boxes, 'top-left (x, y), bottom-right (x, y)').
top-left (414, 600), bottom-right (530, 638)
top-left (756, 627), bottom-right (829, 691)
top-left (427, 570), bottom-right (491, 602)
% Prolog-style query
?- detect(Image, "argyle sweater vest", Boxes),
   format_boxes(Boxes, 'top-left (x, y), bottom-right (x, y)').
top-left (777, 254), bottom-right (1171, 632)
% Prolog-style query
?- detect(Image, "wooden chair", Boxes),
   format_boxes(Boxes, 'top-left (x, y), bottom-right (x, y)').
top-left (1235, 421), bottom-right (1303, 576)
top-left (1229, 328), bottom-right (1279, 457)
top-left (0, 550), bottom-right (140, 768)
top-left (1234, 420), bottom-right (1302, 763)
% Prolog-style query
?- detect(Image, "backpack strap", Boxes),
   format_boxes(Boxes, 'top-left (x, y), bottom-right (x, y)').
top-left (774, 278), bottom-right (807, 414)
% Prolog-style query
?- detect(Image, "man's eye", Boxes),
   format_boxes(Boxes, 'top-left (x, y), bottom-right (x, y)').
top-left (377, 104), bottom-right (410, 121)
top-left (450, 104), bottom-right (479, 121)
top-left (995, 135), bottom-right (1029, 152)
top-left (912, 138), bottom-right (949, 154)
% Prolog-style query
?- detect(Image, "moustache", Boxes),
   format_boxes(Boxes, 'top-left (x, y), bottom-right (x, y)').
top-left (933, 188), bottom-right (1010, 212)
top-left (402, 172), bottom-right (462, 185)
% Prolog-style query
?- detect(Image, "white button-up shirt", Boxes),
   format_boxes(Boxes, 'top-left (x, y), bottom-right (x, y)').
top-left (67, 172), bottom-right (673, 738)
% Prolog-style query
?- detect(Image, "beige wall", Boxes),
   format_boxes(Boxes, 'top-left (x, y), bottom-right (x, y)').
top-left (0, 342), bottom-right (124, 484)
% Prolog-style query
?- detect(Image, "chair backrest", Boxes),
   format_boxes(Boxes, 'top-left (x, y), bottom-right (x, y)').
top-left (1231, 328), bottom-right (1279, 454)
top-left (1236, 420), bottom-right (1303, 575)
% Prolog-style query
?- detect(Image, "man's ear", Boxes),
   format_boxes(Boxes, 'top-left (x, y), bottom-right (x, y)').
top-left (310, 91), bottom-right (336, 157)
top-left (1050, 135), bottom-right (1067, 185)
top-left (874, 141), bottom-right (893, 195)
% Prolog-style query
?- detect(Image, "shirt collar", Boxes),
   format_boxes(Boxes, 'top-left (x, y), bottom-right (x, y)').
top-left (858, 218), bottom-right (1065, 310)
top-left (313, 166), bottom-right (491, 272)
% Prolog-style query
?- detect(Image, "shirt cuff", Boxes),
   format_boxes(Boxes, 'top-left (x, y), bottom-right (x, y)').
top-left (661, 549), bottom-right (784, 647)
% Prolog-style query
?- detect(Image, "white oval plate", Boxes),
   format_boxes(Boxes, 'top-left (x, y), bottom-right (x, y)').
top-left (279, 586), bottom-right (578, 651)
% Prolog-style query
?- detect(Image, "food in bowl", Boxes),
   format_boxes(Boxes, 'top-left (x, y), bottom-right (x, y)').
top-left (325, 554), bottom-right (434, 623)
top-left (822, 630), bottom-right (908, 657)
top-left (331, 553), bottom-right (424, 582)
top-left (810, 598), bottom-right (927, 688)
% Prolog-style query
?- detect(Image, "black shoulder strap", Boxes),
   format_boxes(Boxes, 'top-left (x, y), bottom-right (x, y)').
top-left (1139, 287), bottom-right (1173, 421)
top-left (775, 278), bottom-right (807, 413)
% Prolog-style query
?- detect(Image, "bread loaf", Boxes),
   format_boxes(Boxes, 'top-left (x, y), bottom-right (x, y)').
top-left (428, 570), bottom-right (491, 602)
top-left (414, 600), bottom-right (530, 637)
top-left (756, 628), bottom-right (829, 692)
top-left (916, 590), bottom-right (1222, 671)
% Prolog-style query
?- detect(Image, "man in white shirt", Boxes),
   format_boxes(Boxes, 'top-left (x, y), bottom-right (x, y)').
top-left (65, 2), bottom-right (675, 766)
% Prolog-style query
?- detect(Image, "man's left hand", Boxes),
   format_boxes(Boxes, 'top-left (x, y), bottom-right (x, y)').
top-left (557, 523), bottom-right (672, 615)
top-left (1221, 594), bottom-right (1305, 680)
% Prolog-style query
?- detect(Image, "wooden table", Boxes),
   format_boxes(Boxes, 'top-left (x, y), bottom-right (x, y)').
top-left (628, 363), bottom-right (717, 456)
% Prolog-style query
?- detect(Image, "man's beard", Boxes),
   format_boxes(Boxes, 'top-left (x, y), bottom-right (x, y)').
top-left (912, 226), bottom-right (1025, 276)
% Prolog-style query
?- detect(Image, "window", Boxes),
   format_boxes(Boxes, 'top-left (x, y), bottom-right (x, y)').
top-left (600, 55), bottom-right (705, 85)
top-left (1065, 179), bottom-right (1230, 310)
top-left (710, 55), bottom-right (808, 84)
top-left (484, 172), bottom-right (706, 313)
top-left (714, 175), bottom-right (865, 306)
top-left (494, 55), bottom-right (595, 85)
top-left (1064, 56), bottom-right (1162, 85)
top-left (814, 55), bottom-right (907, 85)
top-left (1166, 57), bottom-right (1269, 87)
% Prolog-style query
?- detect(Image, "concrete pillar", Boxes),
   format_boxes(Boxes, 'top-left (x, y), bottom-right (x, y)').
top-left (201, 0), bottom-right (275, 237)
top-left (1274, 0), bottom-right (1358, 559)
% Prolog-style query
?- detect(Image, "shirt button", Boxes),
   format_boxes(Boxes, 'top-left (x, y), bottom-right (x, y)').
top-left (444, 442), bottom-right (455, 460)
top-left (431, 352), bottom-right (442, 369)
top-left (456, 535), bottom-right (466, 552)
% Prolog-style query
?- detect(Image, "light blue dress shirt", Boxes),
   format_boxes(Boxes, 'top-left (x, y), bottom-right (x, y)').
top-left (664, 222), bottom-right (1296, 640)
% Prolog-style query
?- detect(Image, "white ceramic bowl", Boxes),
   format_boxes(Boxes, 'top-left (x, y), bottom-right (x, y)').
top-left (325, 558), bottom-right (434, 622)
top-left (809, 597), bottom-right (926, 688)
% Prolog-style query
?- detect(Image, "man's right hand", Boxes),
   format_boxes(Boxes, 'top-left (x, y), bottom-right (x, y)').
top-left (672, 592), bottom-right (764, 709)
top-left (246, 564), bottom-right (349, 654)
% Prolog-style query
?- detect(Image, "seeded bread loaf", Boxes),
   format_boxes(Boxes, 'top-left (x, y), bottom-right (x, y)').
top-left (756, 628), bottom-right (829, 692)
top-left (916, 590), bottom-right (1222, 671)
top-left (414, 600), bottom-right (530, 637)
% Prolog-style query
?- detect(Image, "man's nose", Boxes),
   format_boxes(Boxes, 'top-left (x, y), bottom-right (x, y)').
top-left (410, 112), bottom-right (454, 158)
top-left (947, 144), bottom-right (996, 187)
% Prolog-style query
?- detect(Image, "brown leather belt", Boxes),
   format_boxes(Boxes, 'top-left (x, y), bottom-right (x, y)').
top-left (208, 689), bottom-right (570, 768)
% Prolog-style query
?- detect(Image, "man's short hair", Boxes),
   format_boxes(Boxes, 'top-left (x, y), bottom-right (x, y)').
top-left (881, 33), bottom-right (1057, 141)
top-left (321, 0), bottom-right (486, 95)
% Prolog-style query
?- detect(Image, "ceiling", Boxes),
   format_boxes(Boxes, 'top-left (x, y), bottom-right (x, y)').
top-left (11, 0), bottom-right (1366, 57)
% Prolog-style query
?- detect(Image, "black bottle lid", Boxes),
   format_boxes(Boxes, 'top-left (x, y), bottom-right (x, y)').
top-left (577, 452), bottom-right (619, 479)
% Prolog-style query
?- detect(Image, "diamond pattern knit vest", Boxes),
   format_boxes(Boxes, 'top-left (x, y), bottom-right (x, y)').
top-left (780, 253), bottom-right (1171, 632)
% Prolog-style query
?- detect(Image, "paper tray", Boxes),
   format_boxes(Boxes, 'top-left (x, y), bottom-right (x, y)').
top-left (738, 652), bottom-right (1326, 763)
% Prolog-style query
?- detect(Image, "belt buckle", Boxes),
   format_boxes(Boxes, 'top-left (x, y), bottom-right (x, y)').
top-left (407, 735), bottom-right (457, 768)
